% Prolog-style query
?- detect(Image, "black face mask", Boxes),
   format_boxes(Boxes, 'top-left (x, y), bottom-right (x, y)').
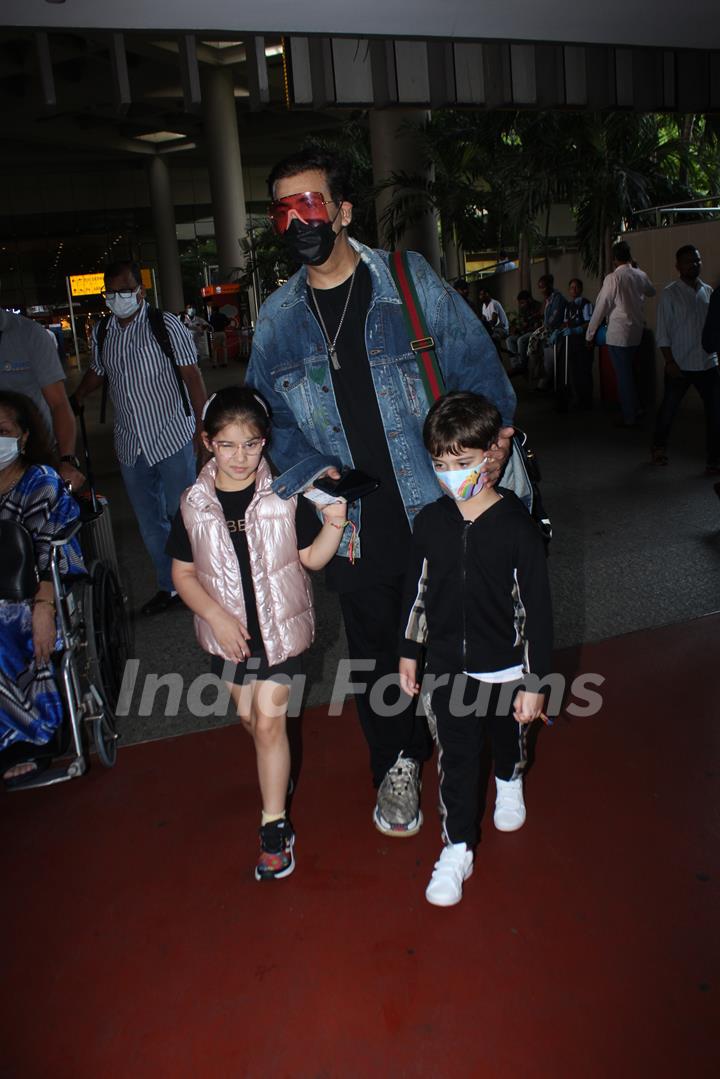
top-left (283, 218), bottom-right (339, 267)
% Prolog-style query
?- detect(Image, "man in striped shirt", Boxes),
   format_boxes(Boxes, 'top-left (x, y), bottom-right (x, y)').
top-left (74, 261), bottom-right (207, 615)
top-left (651, 245), bottom-right (719, 474)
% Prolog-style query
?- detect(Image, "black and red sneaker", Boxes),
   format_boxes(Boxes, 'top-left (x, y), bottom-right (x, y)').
top-left (254, 818), bottom-right (295, 881)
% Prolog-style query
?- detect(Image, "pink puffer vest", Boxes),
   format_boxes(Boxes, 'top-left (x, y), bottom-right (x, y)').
top-left (180, 457), bottom-right (315, 665)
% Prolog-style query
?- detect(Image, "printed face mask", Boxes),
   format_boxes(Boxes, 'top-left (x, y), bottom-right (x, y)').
top-left (0, 435), bottom-right (21, 468)
top-left (105, 287), bottom-right (141, 318)
top-left (436, 461), bottom-right (487, 501)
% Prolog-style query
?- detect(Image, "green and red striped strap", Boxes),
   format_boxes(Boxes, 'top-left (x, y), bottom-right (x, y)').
top-left (389, 250), bottom-right (446, 404)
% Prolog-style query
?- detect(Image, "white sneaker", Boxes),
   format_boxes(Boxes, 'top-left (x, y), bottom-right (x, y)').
top-left (425, 843), bottom-right (474, 907)
top-left (494, 776), bottom-right (526, 832)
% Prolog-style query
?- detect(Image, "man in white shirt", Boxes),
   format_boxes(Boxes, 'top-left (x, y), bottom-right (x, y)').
top-left (586, 241), bottom-right (655, 427)
top-left (478, 287), bottom-right (509, 346)
top-left (651, 245), bottom-right (719, 473)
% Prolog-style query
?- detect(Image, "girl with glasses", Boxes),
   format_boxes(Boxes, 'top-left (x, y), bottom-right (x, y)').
top-left (167, 386), bottom-right (347, 881)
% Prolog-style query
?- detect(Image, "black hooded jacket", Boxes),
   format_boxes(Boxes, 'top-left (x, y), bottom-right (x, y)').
top-left (401, 488), bottom-right (553, 678)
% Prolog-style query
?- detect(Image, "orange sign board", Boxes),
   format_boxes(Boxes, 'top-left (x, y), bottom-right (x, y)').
top-left (69, 269), bottom-right (153, 296)
top-left (201, 284), bottom-right (240, 297)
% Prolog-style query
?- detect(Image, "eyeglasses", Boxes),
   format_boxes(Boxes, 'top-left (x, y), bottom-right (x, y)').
top-left (211, 438), bottom-right (265, 458)
top-left (268, 191), bottom-right (334, 235)
top-left (101, 286), bottom-right (141, 300)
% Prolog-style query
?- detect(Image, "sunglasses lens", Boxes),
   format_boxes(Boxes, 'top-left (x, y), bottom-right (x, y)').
top-left (269, 192), bottom-right (330, 234)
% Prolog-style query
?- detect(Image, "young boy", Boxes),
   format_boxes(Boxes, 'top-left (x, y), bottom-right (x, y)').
top-left (399, 391), bottom-right (553, 907)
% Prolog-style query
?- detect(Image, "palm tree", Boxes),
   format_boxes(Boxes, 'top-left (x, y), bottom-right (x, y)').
top-left (376, 111), bottom-right (510, 279)
top-left (571, 113), bottom-right (686, 277)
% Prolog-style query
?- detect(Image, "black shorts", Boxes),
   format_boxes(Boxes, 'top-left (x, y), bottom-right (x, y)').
top-left (210, 651), bottom-right (304, 685)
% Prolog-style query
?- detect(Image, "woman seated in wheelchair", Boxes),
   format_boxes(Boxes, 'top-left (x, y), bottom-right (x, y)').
top-left (0, 391), bottom-right (85, 788)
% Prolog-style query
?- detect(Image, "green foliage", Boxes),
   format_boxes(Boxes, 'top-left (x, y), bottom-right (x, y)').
top-left (236, 218), bottom-right (298, 299)
top-left (571, 113), bottom-right (685, 276)
top-left (377, 112), bottom-right (510, 255)
top-left (377, 109), bottom-right (720, 280)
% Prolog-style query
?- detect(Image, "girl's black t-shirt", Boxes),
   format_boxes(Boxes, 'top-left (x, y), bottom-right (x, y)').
top-left (166, 482), bottom-right (321, 660)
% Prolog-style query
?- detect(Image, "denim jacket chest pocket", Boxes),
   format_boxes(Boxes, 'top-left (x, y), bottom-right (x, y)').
top-left (272, 359), bottom-right (342, 447)
top-left (367, 302), bottom-right (427, 419)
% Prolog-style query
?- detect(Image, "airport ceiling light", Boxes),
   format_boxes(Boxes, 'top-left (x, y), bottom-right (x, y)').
top-left (135, 131), bottom-right (186, 143)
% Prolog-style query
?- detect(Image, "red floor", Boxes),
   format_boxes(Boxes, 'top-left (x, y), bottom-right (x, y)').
top-left (2, 616), bottom-right (719, 1079)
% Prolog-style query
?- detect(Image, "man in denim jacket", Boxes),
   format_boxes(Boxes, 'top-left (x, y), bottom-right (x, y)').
top-left (246, 149), bottom-right (519, 837)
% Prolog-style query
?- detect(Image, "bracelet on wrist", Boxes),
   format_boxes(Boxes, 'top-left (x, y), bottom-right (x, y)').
top-left (34, 598), bottom-right (55, 609)
top-left (327, 519), bottom-right (348, 530)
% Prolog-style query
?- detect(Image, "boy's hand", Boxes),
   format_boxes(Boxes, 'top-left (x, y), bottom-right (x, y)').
top-left (399, 658), bottom-right (419, 697)
top-left (514, 689), bottom-right (545, 725)
top-left (480, 428), bottom-right (514, 487)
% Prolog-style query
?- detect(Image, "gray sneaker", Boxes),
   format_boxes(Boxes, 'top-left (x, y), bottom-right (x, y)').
top-left (373, 753), bottom-right (423, 837)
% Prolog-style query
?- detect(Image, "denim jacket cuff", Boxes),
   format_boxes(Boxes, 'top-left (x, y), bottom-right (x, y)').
top-left (271, 454), bottom-right (342, 499)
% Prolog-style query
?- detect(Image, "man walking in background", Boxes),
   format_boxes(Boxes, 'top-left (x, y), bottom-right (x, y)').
top-left (586, 241), bottom-right (655, 428)
top-left (73, 260), bottom-right (207, 615)
top-left (651, 245), bottom-right (719, 473)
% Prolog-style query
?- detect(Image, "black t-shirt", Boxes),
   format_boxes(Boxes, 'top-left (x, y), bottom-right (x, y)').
top-left (308, 261), bottom-right (411, 592)
top-left (166, 482), bottom-right (321, 660)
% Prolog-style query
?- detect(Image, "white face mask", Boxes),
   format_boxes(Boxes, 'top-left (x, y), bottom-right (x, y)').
top-left (106, 287), bottom-right (141, 318)
top-left (186, 307), bottom-right (196, 318)
top-left (436, 460), bottom-right (487, 501)
top-left (0, 435), bottom-right (21, 469)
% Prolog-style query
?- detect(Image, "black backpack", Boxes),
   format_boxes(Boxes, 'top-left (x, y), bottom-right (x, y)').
top-left (95, 308), bottom-right (191, 422)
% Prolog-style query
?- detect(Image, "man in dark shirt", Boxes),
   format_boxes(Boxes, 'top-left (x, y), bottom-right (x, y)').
top-left (246, 148), bottom-right (517, 838)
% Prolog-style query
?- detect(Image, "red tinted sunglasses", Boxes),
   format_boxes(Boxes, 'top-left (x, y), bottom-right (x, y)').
top-left (269, 191), bottom-right (334, 235)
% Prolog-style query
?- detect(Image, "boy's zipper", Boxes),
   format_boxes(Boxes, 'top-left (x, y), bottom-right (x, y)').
top-left (461, 520), bottom-right (471, 668)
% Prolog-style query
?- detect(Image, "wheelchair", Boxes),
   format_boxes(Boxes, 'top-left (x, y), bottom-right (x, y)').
top-left (0, 503), bottom-right (132, 791)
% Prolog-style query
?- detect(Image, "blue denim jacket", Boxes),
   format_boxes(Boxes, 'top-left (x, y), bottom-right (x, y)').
top-left (246, 240), bottom-right (520, 557)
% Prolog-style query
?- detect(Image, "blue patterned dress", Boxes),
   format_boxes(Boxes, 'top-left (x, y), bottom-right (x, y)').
top-left (0, 465), bottom-right (85, 751)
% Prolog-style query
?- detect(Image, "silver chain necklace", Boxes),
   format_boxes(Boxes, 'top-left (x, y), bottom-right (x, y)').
top-left (309, 261), bottom-right (359, 371)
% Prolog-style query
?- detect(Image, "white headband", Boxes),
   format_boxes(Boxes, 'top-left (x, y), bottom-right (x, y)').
top-left (201, 392), bottom-right (216, 421)
top-left (201, 391), bottom-right (269, 423)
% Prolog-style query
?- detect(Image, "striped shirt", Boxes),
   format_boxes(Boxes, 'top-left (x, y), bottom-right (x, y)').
top-left (656, 278), bottom-right (718, 372)
top-left (91, 303), bottom-right (198, 466)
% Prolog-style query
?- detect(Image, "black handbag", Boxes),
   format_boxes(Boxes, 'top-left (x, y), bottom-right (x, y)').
top-left (0, 520), bottom-right (39, 601)
top-left (512, 429), bottom-right (552, 548)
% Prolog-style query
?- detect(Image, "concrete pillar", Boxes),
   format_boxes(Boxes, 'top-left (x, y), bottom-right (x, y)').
top-left (369, 108), bottom-right (441, 273)
top-left (201, 66), bottom-right (247, 280)
top-left (146, 155), bottom-right (184, 312)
